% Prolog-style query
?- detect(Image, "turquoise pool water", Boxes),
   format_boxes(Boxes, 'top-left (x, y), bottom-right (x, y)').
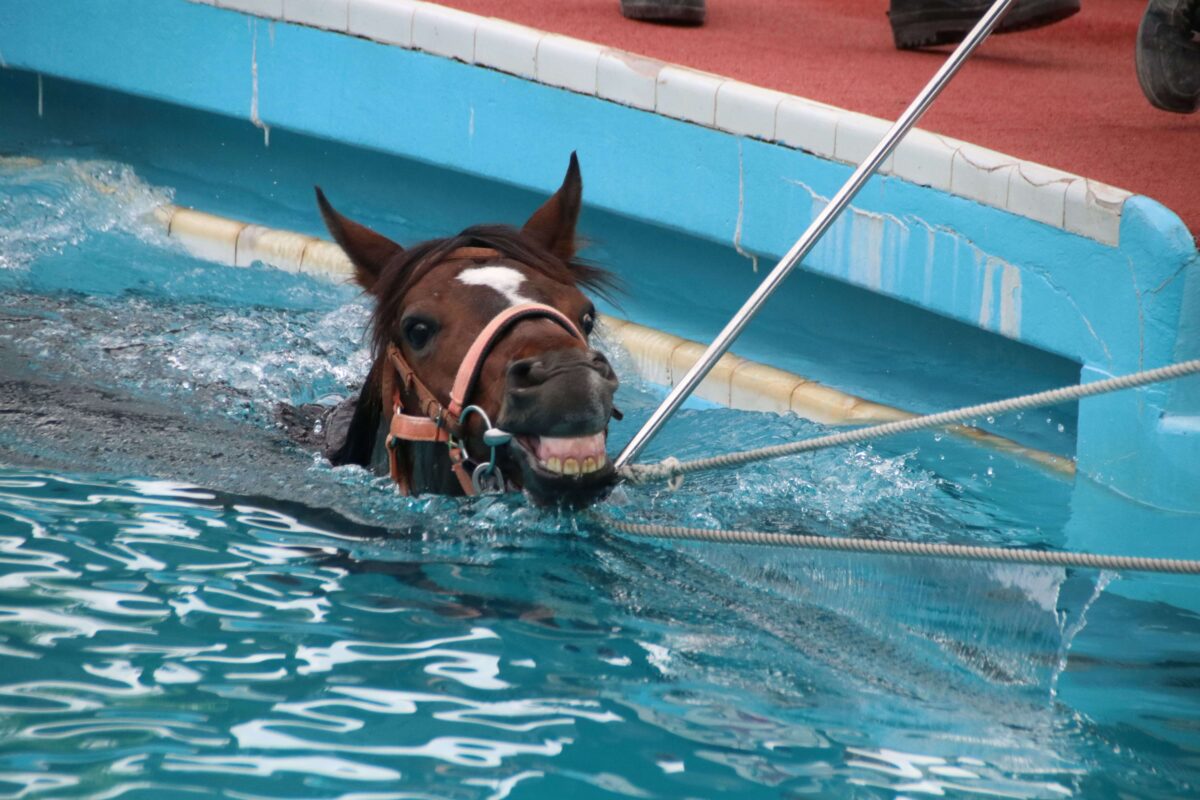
top-left (2, 154), bottom-right (1199, 799)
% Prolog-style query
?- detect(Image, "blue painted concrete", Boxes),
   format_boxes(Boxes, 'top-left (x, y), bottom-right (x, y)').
top-left (0, 0), bottom-right (1196, 515)
top-left (0, 70), bottom-right (1082, 457)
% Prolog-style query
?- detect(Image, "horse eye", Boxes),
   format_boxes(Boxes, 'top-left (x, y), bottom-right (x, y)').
top-left (580, 312), bottom-right (595, 336)
top-left (402, 319), bottom-right (436, 351)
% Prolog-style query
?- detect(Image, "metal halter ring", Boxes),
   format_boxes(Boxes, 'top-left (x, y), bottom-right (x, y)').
top-left (458, 405), bottom-right (513, 494)
top-left (471, 462), bottom-right (505, 495)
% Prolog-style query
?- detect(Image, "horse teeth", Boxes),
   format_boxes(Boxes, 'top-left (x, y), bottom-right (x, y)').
top-left (532, 437), bottom-right (608, 476)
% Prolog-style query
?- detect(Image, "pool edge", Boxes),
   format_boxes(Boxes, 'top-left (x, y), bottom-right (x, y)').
top-left (156, 200), bottom-right (1075, 477)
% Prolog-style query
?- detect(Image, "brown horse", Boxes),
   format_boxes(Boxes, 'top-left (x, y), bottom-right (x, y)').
top-left (316, 155), bottom-right (621, 506)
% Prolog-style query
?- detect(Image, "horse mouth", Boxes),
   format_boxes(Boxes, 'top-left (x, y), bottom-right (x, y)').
top-left (509, 431), bottom-right (616, 506)
top-left (521, 433), bottom-right (608, 475)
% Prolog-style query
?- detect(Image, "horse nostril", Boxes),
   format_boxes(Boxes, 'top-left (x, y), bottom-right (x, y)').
top-left (589, 351), bottom-right (615, 379)
top-left (507, 358), bottom-right (546, 390)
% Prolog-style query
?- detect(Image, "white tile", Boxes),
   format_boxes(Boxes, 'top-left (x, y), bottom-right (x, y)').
top-left (891, 129), bottom-right (955, 191)
top-left (669, 342), bottom-right (743, 406)
top-left (283, 0), bottom-right (348, 31)
top-left (218, 0), bottom-right (282, 16)
top-left (536, 35), bottom-right (602, 94)
top-left (596, 48), bottom-right (660, 110)
top-left (412, 3), bottom-right (477, 62)
top-left (950, 144), bottom-right (1015, 209)
top-left (790, 381), bottom-right (860, 425)
top-left (301, 240), bottom-right (355, 278)
top-left (834, 111), bottom-right (895, 172)
top-left (617, 326), bottom-right (681, 388)
top-left (474, 18), bottom-right (542, 78)
top-left (168, 209), bottom-right (246, 266)
top-left (773, 96), bottom-right (837, 158)
top-left (1064, 178), bottom-right (1128, 246)
top-left (729, 361), bottom-right (802, 414)
top-left (715, 81), bottom-right (784, 140)
top-left (152, 205), bottom-right (177, 231)
top-left (236, 225), bottom-right (314, 271)
top-left (348, 0), bottom-right (416, 47)
top-left (1007, 162), bottom-right (1072, 228)
top-left (656, 65), bottom-right (722, 126)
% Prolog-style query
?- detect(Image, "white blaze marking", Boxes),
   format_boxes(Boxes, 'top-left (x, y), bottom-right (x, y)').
top-left (457, 265), bottom-right (535, 307)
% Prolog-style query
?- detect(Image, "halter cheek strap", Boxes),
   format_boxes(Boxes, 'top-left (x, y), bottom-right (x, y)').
top-left (384, 301), bottom-right (586, 496)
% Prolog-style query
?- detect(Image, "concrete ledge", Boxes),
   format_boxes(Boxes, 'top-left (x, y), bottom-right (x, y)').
top-left (151, 200), bottom-right (1074, 476)
top-left (189, 0), bottom-right (1130, 246)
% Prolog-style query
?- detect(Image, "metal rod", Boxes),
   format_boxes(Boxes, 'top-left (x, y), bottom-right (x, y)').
top-left (615, 0), bottom-right (1016, 469)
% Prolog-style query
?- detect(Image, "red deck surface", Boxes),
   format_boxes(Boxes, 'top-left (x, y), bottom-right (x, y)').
top-left (444, 0), bottom-right (1199, 239)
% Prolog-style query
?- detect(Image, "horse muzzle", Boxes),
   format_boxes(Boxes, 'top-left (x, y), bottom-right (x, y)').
top-left (498, 347), bottom-right (619, 505)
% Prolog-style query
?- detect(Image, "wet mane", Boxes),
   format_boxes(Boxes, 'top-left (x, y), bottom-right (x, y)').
top-left (367, 224), bottom-right (616, 362)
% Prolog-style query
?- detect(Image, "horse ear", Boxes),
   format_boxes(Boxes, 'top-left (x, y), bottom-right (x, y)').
top-left (522, 152), bottom-right (582, 262)
top-left (315, 187), bottom-right (403, 292)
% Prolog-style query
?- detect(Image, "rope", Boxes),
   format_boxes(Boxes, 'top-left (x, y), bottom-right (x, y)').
top-left (619, 359), bottom-right (1200, 486)
top-left (603, 518), bottom-right (1200, 575)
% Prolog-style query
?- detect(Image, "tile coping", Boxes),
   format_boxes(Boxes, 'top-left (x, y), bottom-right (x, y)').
top-left (193, 0), bottom-right (1131, 246)
top-left (154, 199), bottom-right (1076, 477)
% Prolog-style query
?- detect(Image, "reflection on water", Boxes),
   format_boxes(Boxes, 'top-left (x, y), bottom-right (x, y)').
top-left (1, 156), bottom-right (1198, 798)
top-left (0, 470), bottom-right (1196, 798)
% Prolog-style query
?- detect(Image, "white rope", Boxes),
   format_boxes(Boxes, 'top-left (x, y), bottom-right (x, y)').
top-left (619, 359), bottom-right (1200, 486)
top-left (603, 517), bottom-right (1200, 575)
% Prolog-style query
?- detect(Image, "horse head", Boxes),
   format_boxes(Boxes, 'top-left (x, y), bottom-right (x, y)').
top-left (318, 155), bottom-right (621, 506)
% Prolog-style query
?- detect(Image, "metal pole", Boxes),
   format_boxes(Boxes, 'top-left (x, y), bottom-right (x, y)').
top-left (615, 0), bottom-right (1016, 469)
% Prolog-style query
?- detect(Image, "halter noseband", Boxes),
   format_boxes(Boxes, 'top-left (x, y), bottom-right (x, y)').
top-left (381, 248), bottom-right (587, 496)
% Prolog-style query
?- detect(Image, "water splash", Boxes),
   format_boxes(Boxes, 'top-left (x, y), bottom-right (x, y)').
top-left (1049, 570), bottom-right (1116, 701)
top-left (0, 157), bottom-right (171, 270)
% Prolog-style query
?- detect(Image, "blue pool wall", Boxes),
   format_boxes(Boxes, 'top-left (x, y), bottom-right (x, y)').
top-left (0, 69), bottom-right (1086, 457)
top-left (1, 0), bottom-right (1197, 514)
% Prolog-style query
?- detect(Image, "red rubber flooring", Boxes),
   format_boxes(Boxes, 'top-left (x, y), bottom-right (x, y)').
top-left (443, 0), bottom-right (1199, 239)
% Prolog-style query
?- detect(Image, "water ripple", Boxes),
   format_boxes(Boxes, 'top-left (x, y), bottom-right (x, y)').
top-left (2, 154), bottom-right (1198, 797)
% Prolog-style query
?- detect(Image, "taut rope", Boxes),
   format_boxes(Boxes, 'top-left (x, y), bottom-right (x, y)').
top-left (600, 518), bottom-right (1200, 575)
top-left (619, 359), bottom-right (1200, 488)
top-left (604, 359), bottom-right (1200, 575)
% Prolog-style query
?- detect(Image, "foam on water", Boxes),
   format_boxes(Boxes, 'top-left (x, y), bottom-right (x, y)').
top-left (0, 157), bottom-right (171, 271)
top-left (0, 157), bottom-right (1197, 798)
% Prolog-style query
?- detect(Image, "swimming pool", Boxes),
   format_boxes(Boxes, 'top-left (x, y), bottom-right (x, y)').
top-left (3, 99), bottom-right (1200, 798)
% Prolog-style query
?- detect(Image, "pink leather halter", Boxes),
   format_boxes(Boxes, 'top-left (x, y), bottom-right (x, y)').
top-left (381, 253), bottom-right (587, 496)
